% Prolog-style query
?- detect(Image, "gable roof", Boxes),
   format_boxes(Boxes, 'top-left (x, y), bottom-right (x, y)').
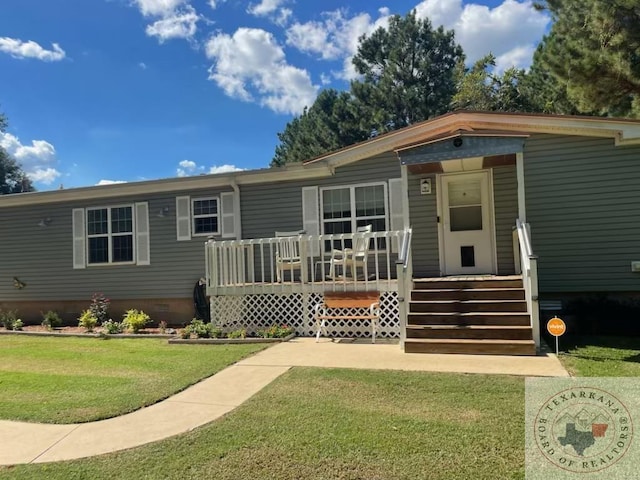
top-left (3, 111), bottom-right (640, 208)
top-left (303, 111), bottom-right (640, 168)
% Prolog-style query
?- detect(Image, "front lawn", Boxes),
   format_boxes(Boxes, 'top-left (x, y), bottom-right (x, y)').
top-left (0, 336), bottom-right (265, 423)
top-left (557, 335), bottom-right (640, 377)
top-left (0, 368), bottom-right (526, 480)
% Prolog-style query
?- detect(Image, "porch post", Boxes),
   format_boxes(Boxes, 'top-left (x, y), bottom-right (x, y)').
top-left (400, 164), bottom-right (411, 229)
top-left (516, 151), bottom-right (526, 222)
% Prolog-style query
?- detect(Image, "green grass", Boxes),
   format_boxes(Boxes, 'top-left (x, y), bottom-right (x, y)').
top-left (0, 368), bottom-right (526, 480)
top-left (558, 335), bottom-right (640, 377)
top-left (0, 336), bottom-right (265, 423)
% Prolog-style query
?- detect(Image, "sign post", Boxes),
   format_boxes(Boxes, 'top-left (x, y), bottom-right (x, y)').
top-left (546, 317), bottom-right (566, 356)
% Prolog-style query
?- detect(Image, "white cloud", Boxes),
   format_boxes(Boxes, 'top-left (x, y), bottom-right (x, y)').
top-left (145, 5), bottom-right (199, 42)
top-left (176, 159), bottom-right (243, 177)
top-left (96, 179), bottom-right (127, 185)
top-left (247, 0), bottom-right (292, 26)
top-left (205, 28), bottom-right (318, 114)
top-left (209, 164), bottom-right (244, 174)
top-left (0, 132), bottom-right (61, 185)
top-left (414, 0), bottom-right (549, 70)
top-left (208, 0), bottom-right (225, 9)
top-left (30, 168), bottom-right (62, 184)
top-left (0, 37), bottom-right (65, 61)
top-left (285, 8), bottom-right (391, 80)
top-left (133, 0), bottom-right (186, 17)
top-left (139, 62), bottom-right (148, 69)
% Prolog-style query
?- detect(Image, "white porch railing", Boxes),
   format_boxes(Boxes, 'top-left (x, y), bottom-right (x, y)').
top-left (514, 219), bottom-right (540, 350)
top-left (206, 230), bottom-right (410, 296)
top-left (395, 228), bottom-right (413, 350)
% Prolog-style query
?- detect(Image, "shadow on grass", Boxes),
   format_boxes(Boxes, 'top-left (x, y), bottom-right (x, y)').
top-left (557, 334), bottom-right (640, 364)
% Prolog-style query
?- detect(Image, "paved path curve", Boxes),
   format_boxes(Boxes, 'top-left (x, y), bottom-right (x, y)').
top-left (0, 338), bottom-right (568, 466)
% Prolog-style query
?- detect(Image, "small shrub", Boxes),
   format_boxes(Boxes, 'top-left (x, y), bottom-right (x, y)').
top-left (258, 324), bottom-right (295, 338)
top-left (12, 319), bottom-right (23, 331)
top-left (78, 310), bottom-right (98, 332)
top-left (122, 309), bottom-right (150, 333)
top-left (210, 326), bottom-right (223, 339)
top-left (159, 320), bottom-right (168, 334)
top-left (187, 318), bottom-right (212, 338)
top-left (102, 319), bottom-right (124, 334)
top-left (41, 310), bottom-right (62, 331)
top-left (180, 327), bottom-right (192, 339)
top-left (227, 328), bottom-right (247, 339)
top-left (89, 293), bottom-right (110, 325)
top-left (0, 310), bottom-right (18, 330)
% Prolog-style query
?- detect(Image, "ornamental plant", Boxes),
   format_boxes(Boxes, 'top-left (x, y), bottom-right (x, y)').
top-left (78, 310), bottom-right (98, 332)
top-left (41, 310), bottom-right (62, 331)
top-left (122, 309), bottom-right (150, 333)
top-left (89, 293), bottom-right (110, 325)
top-left (259, 324), bottom-right (295, 338)
top-left (102, 319), bottom-right (124, 334)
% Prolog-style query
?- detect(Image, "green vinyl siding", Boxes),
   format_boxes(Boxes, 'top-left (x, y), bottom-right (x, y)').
top-left (524, 134), bottom-right (640, 292)
top-left (493, 166), bottom-right (517, 275)
top-left (0, 188), bottom-right (232, 302)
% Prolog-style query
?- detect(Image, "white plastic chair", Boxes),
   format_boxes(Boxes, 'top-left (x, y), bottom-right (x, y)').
top-left (328, 224), bottom-right (372, 280)
top-left (275, 230), bottom-right (305, 282)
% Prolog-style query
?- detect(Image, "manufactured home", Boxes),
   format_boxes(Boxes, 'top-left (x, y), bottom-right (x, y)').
top-left (2, 111), bottom-right (640, 355)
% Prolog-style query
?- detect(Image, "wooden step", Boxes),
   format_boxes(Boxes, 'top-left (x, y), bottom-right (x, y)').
top-left (411, 288), bottom-right (525, 301)
top-left (409, 300), bottom-right (527, 313)
top-left (413, 279), bottom-right (523, 290)
top-left (406, 325), bottom-right (533, 340)
top-left (407, 312), bottom-right (531, 326)
top-left (404, 338), bottom-right (536, 356)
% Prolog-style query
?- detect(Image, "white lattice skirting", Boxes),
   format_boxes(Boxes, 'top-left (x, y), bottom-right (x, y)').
top-left (210, 292), bottom-right (400, 338)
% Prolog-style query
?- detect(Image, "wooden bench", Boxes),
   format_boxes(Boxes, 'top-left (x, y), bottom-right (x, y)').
top-left (314, 291), bottom-right (380, 343)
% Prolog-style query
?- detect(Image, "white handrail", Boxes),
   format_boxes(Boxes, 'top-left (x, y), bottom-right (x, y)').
top-left (395, 228), bottom-right (413, 350)
top-left (515, 219), bottom-right (540, 350)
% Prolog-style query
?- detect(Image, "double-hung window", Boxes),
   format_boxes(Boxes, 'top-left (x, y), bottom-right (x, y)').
top-left (321, 183), bottom-right (387, 248)
top-left (87, 206), bottom-right (134, 264)
top-left (191, 197), bottom-right (219, 236)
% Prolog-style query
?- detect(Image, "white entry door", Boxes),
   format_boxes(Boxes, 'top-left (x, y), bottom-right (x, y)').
top-left (439, 171), bottom-right (496, 275)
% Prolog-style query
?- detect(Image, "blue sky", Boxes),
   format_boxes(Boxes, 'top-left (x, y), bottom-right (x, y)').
top-left (0, 0), bottom-right (549, 190)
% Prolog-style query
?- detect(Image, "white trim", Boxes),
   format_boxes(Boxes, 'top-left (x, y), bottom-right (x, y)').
top-left (176, 196), bottom-right (191, 241)
top-left (220, 191), bottom-right (238, 239)
top-left (85, 204), bottom-right (136, 266)
top-left (319, 181), bottom-right (389, 235)
top-left (516, 151), bottom-right (526, 222)
top-left (436, 170), bottom-right (497, 275)
top-left (72, 208), bottom-right (86, 269)
top-left (400, 165), bottom-right (411, 229)
top-left (135, 202), bottom-right (150, 266)
top-left (191, 196), bottom-right (221, 237)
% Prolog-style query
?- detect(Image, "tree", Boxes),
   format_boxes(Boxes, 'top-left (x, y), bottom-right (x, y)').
top-left (535, 0), bottom-right (640, 117)
top-left (451, 54), bottom-right (537, 112)
top-left (0, 113), bottom-right (35, 194)
top-left (271, 89), bottom-right (369, 166)
top-left (351, 11), bottom-right (464, 133)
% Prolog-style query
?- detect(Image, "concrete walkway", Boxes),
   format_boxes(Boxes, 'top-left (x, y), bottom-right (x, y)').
top-left (0, 338), bottom-right (568, 466)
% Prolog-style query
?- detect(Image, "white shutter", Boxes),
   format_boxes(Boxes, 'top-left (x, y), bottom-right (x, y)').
top-left (302, 186), bottom-right (320, 256)
top-left (72, 208), bottom-right (86, 269)
top-left (135, 202), bottom-right (150, 265)
top-left (388, 178), bottom-right (405, 253)
top-left (176, 196), bottom-right (191, 241)
top-left (220, 192), bottom-right (236, 239)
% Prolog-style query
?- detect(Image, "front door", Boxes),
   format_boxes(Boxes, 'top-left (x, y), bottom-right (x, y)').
top-left (438, 171), bottom-right (496, 275)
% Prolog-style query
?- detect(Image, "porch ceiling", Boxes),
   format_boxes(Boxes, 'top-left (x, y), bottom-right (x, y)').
top-left (397, 130), bottom-right (527, 166)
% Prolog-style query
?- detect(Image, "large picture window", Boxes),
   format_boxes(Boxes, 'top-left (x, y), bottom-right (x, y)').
top-left (192, 197), bottom-right (219, 236)
top-left (321, 183), bottom-right (387, 248)
top-left (87, 206), bottom-right (134, 264)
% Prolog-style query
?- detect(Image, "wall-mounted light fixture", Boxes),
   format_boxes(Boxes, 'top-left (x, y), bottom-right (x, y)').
top-left (157, 207), bottom-right (170, 218)
top-left (38, 218), bottom-right (52, 227)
